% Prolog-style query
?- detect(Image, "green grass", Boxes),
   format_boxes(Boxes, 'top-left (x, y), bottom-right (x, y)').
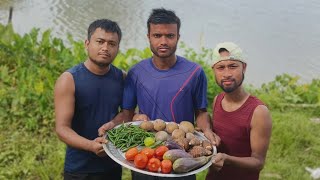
top-left (259, 109), bottom-right (320, 180)
top-left (0, 123), bottom-right (64, 179)
top-left (1, 109), bottom-right (319, 180)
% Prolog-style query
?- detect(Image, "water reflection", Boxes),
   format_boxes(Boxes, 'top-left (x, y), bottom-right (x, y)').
top-left (0, 0), bottom-right (319, 86)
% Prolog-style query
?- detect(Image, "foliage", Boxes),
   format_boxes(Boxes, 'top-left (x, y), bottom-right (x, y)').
top-left (249, 74), bottom-right (320, 112)
top-left (0, 23), bottom-right (78, 134)
top-left (1, 23), bottom-right (320, 179)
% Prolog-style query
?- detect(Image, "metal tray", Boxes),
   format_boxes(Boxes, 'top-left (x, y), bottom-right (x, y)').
top-left (103, 121), bottom-right (217, 177)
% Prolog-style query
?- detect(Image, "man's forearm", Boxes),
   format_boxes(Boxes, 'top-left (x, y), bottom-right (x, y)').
top-left (195, 111), bottom-right (211, 132)
top-left (223, 154), bottom-right (265, 171)
top-left (195, 110), bottom-right (221, 146)
top-left (111, 109), bottom-right (134, 126)
top-left (56, 125), bottom-right (93, 152)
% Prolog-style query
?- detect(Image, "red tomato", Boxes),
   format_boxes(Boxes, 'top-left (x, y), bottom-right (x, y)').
top-left (134, 153), bottom-right (148, 169)
top-left (140, 147), bottom-right (155, 159)
top-left (154, 146), bottom-right (169, 160)
top-left (147, 157), bottom-right (161, 172)
top-left (161, 159), bottom-right (172, 174)
top-left (125, 147), bottom-right (139, 161)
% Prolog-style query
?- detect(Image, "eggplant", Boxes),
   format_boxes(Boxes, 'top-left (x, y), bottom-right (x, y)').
top-left (163, 149), bottom-right (193, 163)
top-left (165, 139), bottom-right (184, 150)
top-left (173, 155), bottom-right (213, 173)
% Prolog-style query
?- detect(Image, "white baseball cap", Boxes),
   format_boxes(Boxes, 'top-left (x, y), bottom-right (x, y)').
top-left (211, 42), bottom-right (246, 66)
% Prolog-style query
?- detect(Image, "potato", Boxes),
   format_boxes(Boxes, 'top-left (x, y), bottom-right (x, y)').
top-left (155, 131), bottom-right (169, 141)
top-left (165, 122), bottom-right (179, 134)
top-left (139, 121), bottom-right (154, 131)
top-left (153, 119), bottom-right (166, 131)
top-left (179, 121), bottom-right (195, 133)
top-left (172, 129), bottom-right (185, 139)
top-left (186, 132), bottom-right (195, 140)
top-left (133, 114), bottom-right (150, 121)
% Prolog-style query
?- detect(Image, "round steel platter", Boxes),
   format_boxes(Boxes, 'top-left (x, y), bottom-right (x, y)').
top-left (103, 121), bottom-right (217, 177)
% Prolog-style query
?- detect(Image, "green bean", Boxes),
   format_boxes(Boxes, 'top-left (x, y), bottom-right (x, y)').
top-left (122, 143), bottom-right (139, 152)
top-left (106, 122), bottom-right (156, 152)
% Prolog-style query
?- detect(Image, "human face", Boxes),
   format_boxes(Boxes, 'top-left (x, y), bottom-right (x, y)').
top-left (213, 53), bottom-right (246, 93)
top-left (148, 24), bottom-right (180, 59)
top-left (85, 28), bottom-right (119, 67)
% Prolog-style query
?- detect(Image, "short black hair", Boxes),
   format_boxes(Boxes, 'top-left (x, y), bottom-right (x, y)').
top-left (87, 19), bottom-right (122, 42)
top-left (147, 8), bottom-right (181, 34)
top-left (218, 48), bottom-right (229, 53)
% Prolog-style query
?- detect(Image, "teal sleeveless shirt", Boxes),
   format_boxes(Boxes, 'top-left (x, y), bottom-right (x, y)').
top-left (65, 63), bottom-right (123, 173)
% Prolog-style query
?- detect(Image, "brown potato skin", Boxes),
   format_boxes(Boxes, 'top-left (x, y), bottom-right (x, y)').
top-left (140, 121), bottom-right (154, 131)
top-left (179, 121), bottom-right (195, 133)
top-left (153, 119), bottom-right (166, 131)
top-left (165, 122), bottom-right (179, 134)
top-left (172, 129), bottom-right (186, 139)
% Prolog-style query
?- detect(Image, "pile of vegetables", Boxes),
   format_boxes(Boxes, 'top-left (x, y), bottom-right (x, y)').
top-left (109, 119), bottom-right (215, 174)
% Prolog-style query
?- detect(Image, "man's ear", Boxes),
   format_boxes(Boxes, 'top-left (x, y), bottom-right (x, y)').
top-left (177, 34), bottom-right (180, 41)
top-left (85, 39), bottom-right (89, 50)
top-left (242, 63), bottom-right (247, 73)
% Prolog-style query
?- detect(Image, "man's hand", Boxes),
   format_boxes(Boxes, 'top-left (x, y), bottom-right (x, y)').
top-left (132, 114), bottom-right (150, 121)
top-left (90, 137), bottom-right (108, 157)
top-left (211, 153), bottom-right (227, 171)
top-left (203, 129), bottom-right (221, 146)
top-left (98, 121), bottom-right (115, 137)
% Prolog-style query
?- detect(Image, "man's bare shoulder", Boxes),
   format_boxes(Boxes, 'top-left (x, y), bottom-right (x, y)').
top-left (254, 105), bottom-right (270, 115)
top-left (54, 72), bottom-right (74, 93)
top-left (251, 104), bottom-right (272, 127)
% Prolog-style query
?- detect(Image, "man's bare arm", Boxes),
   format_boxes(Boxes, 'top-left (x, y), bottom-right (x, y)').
top-left (195, 109), bottom-right (221, 146)
top-left (55, 72), bottom-right (105, 156)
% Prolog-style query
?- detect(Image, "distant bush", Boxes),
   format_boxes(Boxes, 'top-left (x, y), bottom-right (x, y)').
top-left (248, 74), bottom-right (320, 112)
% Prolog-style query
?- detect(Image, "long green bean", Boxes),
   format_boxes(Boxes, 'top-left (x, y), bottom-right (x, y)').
top-left (106, 123), bottom-right (155, 152)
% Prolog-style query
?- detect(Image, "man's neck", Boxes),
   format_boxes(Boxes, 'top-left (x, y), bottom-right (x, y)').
top-left (221, 87), bottom-right (249, 112)
top-left (84, 59), bottom-right (110, 75)
top-left (152, 55), bottom-right (177, 70)
top-left (224, 87), bottom-right (249, 103)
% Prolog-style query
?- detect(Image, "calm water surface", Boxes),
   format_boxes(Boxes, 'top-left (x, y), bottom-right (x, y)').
top-left (0, 0), bottom-right (319, 86)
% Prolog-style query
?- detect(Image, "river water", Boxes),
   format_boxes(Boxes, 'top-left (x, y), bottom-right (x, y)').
top-left (0, 0), bottom-right (319, 86)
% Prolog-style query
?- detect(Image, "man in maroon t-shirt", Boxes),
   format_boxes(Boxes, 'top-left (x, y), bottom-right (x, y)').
top-left (206, 42), bottom-right (272, 180)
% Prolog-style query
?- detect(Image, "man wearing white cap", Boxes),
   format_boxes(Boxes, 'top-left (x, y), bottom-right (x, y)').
top-left (206, 42), bottom-right (272, 180)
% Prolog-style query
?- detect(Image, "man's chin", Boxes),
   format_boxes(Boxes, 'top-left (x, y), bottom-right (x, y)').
top-left (152, 49), bottom-right (175, 59)
top-left (97, 63), bottom-right (110, 68)
top-left (221, 85), bottom-right (237, 93)
top-left (91, 59), bottom-right (111, 68)
top-left (224, 88), bottom-right (236, 93)
top-left (159, 55), bottom-right (171, 59)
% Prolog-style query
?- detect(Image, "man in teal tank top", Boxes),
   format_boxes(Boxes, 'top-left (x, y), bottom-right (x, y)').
top-left (207, 42), bottom-right (273, 180)
top-left (54, 19), bottom-right (124, 180)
